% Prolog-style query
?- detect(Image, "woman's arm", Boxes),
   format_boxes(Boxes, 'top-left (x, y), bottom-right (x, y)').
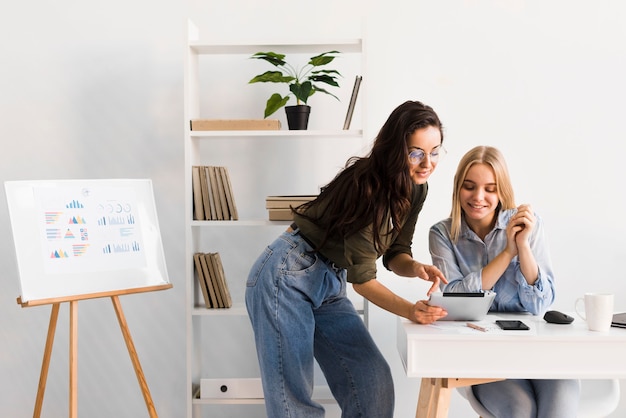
top-left (509, 204), bottom-right (539, 285)
top-left (386, 252), bottom-right (446, 295)
top-left (352, 278), bottom-right (447, 324)
top-left (480, 249), bottom-right (517, 289)
top-left (514, 208), bottom-right (555, 313)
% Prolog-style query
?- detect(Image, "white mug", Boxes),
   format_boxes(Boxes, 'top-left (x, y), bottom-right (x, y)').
top-left (575, 293), bottom-right (614, 332)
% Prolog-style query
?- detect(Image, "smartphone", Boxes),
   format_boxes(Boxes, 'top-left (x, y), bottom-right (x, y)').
top-left (495, 320), bottom-right (530, 331)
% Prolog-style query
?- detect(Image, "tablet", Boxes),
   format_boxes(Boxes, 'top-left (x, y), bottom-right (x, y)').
top-left (429, 291), bottom-right (496, 321)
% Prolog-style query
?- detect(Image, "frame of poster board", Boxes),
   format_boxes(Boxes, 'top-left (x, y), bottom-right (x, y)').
top-left (5, 178), bottom-right (171, 306)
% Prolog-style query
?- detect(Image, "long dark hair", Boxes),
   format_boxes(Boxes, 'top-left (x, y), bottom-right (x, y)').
top-left (297, 100), bottom-right (444, 251)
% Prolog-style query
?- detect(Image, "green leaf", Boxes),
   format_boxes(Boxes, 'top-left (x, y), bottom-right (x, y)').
top-left (249, 71), bottom-right (295, 84)
top-left (290, 81), bottom-right (312, 104)
top-left (308, 74), bottom-right (340, 87)
top-left (311, 86), bottom-right (339, 101)
top-left (311, 69), bottom-right (341, 76)
top-left (265, 93), bottom-right (290, 117)
top-left (308, 51), bottom-right (340, 67)
top-left (250, 52), bottom-right (286, 67)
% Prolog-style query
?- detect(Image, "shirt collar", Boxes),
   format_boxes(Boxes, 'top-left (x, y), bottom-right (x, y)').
top-left (461, 208), bottom-right (512, 239)
top-left (495, 209), bottom-right (513, 229)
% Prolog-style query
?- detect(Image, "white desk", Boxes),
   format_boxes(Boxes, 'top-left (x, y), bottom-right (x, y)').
top-left (397, 313), bottom-right (626, 417)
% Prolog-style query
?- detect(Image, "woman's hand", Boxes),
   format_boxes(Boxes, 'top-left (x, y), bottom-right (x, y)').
top-left (512, 204), bottom-right (535, 245)
top-left (410, 300), bottom-right (448, 324)
top-left (387, 254), bottom-right (448, 295)
top-left (505, 204), bottom-right (534, 256)
top-left (352, 277), bottom-right (448, 324)
top-left (410, 261), bottom-right (448, 296)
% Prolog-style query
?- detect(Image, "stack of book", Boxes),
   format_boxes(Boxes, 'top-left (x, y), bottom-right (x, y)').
top-left (265, 195), bottom-right (317, 221)
top-left (192, 166), bottom-right (238, 220)
top-left (193, 252), bottom-right (232, 309)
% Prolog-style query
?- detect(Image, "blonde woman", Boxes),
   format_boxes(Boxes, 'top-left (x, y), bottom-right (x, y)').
top-left (429, 145), bottom-right (579, 417)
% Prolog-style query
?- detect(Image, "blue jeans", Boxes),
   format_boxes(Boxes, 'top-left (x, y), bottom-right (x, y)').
top-left (245, 228), bottom-right (394, 418)
top-left (472, 379), bottom-right (580, 418)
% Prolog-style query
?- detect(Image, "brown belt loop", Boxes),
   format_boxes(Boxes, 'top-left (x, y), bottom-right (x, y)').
top-left (289, 222), bottom-right (318, 252)
top-left (289, 223), bottom-right (335, 267)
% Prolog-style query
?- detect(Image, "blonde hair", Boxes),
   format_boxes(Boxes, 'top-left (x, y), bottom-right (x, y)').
top-left (449, 146), bottom-right (516, 242)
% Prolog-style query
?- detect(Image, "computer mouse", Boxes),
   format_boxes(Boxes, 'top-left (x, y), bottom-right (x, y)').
top-left (543, 310), bottom-right (574, 324)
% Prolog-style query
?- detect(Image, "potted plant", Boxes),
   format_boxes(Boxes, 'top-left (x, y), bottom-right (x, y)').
top-left (248, 50), bottom-right (342, 130)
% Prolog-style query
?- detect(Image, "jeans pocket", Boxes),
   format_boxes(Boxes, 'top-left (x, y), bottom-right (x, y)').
top-left (246, 246), bottom-right (273, 287)
top-left (283, 248), bottom-right (317, 275)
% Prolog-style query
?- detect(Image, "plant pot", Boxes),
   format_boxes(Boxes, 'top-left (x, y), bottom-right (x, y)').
top-left (285, 105), bottom-right (311, 130)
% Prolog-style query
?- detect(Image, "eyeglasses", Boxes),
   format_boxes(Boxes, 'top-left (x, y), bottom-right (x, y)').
top-left (408, 146), bottom-right (446, 165)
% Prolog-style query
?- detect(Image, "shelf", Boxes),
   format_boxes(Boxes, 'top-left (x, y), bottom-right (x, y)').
top-left (192, 396), bottom-right (337, 405)
top-left (191, 220), bottom-right (290, 227)
top-left (192, 304), bottom-right (247, 316)
top-left (190, 39), bottom-right (362, 55)
top-left (189, 129), bottom-right (363, 138)
top-left (192, 385), bottom-right (336, 405)
top-left (193, 397), bottom-right (265, 405)
top-left (191, 302), bottom-right (362, 318)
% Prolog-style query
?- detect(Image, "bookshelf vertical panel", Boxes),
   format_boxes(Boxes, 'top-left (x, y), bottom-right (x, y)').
top-left (184, 19), bottom-right (365, 417)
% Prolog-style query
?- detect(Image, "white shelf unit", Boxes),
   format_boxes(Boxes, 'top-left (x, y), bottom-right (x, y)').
top-left (184, 20), bottom-right (366, 417)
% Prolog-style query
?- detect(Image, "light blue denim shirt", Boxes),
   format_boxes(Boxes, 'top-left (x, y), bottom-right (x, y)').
top-left (429, 208), bottom-right (555, 315)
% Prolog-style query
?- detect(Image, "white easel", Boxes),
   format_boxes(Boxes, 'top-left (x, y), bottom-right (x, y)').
top-left (5, 179), bottom-right (172, 418)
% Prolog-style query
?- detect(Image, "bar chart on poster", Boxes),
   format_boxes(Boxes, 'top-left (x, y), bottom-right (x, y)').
top-left (5, 178), bottom-right (171, 305)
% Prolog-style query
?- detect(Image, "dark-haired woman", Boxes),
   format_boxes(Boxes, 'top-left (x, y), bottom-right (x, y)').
top-left (246, 100), bottom-right (448, 417)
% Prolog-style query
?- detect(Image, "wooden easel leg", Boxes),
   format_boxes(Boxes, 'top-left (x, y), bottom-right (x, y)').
top-left (33, 303), bottom-right (60, 418)
top-left (69, 301), bottom-right (78, 418)
top-left (111, 296), bottom-right (158, 418)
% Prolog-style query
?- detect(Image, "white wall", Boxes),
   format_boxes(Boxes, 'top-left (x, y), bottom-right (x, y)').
top-left (1, 1), bottom-right (625, 417)
top-left (0, 2), bottom-right (187, 417)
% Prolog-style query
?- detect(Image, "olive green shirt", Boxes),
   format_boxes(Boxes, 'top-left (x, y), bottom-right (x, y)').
top-left (292, 183), bottom-right (428, 284)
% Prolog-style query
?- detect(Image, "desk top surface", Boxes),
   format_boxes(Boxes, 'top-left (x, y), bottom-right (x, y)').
top-left (400, 312), bottom-right (626, 341)
top-left (398, 312), bottom-right (626, 379)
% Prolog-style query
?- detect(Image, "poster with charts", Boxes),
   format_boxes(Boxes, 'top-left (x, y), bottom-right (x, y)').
top-left (5, 179), bottom-right (170, 303)
top-left (37, 184), bottom-right (144, 273)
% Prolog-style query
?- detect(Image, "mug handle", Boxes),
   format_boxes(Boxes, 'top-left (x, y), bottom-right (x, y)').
top-left (575, 297), bottom-right (586, 320)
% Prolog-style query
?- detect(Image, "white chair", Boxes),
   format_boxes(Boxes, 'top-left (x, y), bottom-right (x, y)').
top-left (457, 379), bottom-right (620, 418)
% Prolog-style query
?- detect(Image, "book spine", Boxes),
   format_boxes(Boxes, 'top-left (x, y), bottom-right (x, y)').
top-left (343, 75), bottom-right (362, 130)
top-left (193, 253), bottom-right (212, 308)
top-left (192, 167), bottom-right (205, 221)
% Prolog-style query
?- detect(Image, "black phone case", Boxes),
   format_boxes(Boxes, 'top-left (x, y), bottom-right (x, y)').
top-left (495, 320), bottom-right (530, 330)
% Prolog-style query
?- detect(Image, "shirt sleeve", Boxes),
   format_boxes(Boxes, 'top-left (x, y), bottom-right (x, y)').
top-left (428, 221), bottom-right (484, 292)
top-left (514, 215), bottom-right (556, 314)
top-left (343, 224), bottom-right (378, 284)
top-left (382, 183), bottom-right (428, 269)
